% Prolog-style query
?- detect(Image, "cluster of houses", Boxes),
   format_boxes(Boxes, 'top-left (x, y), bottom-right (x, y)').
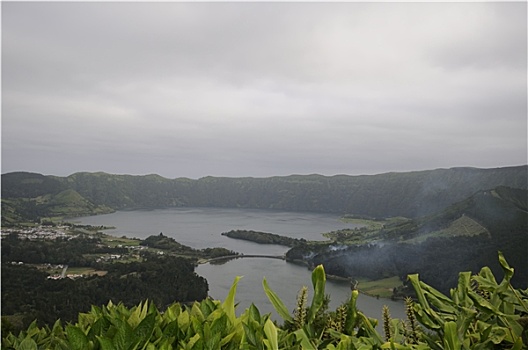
top-left (47, 274), bottom-right (84, 280)
top-left (95, 254), bottom-right (123, 263)
top-left (1, 226), bottom-right (74, 240)
top-left (2, 225), bottom-right (165, 281)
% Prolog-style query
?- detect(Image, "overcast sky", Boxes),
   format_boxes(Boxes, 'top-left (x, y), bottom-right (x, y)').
top-left (2, 2), bottom-right (527, 179)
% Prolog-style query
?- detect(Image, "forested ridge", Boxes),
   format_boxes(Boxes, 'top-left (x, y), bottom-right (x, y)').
top-left (2, 165), bottom-right (527, 223)
top-left (286, 186), bottom-right (528, 294)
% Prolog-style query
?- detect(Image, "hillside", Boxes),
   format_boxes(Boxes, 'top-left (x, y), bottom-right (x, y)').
top-left (1, 172), bottom-right (67, 198)
top-left (2, 165), bottom-right (526, 224)
top-left (287, 186), bottom-right (528, 293)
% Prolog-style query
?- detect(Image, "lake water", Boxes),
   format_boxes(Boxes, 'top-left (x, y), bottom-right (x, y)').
top-left (74, 207), bottom-right (406, 322)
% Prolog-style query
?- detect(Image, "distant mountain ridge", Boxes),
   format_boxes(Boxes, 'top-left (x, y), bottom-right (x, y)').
top-left (1, 165), bottom-right (527, 223)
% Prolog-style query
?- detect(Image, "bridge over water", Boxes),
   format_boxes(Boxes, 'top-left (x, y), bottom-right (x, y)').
top-left (201, 254), bottom-right (285, 264)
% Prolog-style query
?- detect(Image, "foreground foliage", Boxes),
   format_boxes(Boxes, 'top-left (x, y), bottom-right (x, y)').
top-left (3, 253), bottom-right (526, 349)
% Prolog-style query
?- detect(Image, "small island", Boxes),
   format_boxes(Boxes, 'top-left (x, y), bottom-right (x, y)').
top-left (221, 229), bottom-right (305, 247)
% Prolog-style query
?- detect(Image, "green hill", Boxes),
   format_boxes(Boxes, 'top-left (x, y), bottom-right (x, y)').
top-left (1, 172), bottom-right (67, 198)
top-left (1, 185), bottom-right (114, 224)
top-left (288, 186), bottom-right (528, 293)
top-left (42, 189), bottom-right (114, 217)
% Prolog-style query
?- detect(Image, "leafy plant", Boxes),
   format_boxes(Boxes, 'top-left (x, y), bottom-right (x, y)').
top-left (3, 254), bottom-right (526, 349)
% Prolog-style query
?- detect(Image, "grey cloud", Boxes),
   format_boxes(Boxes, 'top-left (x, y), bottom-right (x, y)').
top-left (426, 3), bottom-right (527, 71)
top-left (2, 2), bottom-right (526, 178)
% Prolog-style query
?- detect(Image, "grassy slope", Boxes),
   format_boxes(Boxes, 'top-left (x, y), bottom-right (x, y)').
top-left (302, 186), bottom-right (527, 293)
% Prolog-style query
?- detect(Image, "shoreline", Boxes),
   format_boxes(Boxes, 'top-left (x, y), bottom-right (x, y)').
top-left (285, 258), bottom-right (403, 301)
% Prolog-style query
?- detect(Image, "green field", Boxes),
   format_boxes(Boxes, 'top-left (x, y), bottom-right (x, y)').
top-left (356, 276), bottom-right (402, 298)
top-left (64, 266), bottom-right (107, 276)
top-left (340, 217), bottom-right (385, 230)
top-left (406, 215), bottom-right (490, 243)
top-left (102, 236), bottom-right (141, 247)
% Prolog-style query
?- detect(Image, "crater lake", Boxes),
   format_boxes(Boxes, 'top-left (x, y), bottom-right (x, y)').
top-left (73, 207), bottom-right (406, 321)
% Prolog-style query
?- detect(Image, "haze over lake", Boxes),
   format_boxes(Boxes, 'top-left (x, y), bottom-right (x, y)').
top-left (75, 207), bottom-right (406, 321)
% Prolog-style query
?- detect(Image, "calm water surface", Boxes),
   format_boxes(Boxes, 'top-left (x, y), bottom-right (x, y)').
top-left (75, 207), bottom-right (405, 321)
top-left (74, 207), bottom-right (357, 254)
top-left (196, 258), bottom-right (406, 322)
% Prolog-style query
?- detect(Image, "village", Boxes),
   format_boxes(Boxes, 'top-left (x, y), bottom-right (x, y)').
top-left (1, 224), bottom-right (154, 280)
top-left (0, 225), bottom-right (73, 240)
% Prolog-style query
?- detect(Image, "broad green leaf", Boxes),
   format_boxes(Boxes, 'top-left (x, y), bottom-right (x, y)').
top-left (408, 275), bottom-right (431, 310)
top-left (210, 312), bottom-right (228, 336)
top-left (248, 303), bottom-right (261, 322)
top-left (66, 325), bottom-right (89, 350)
top-left (420, 279), bottom-right (456, 310)
top-left (263, 318), bottom-right (278, 350)
top-left (220, 331), bottom-right (237, 347)
top-left (133, 312), bottom-right (156, 347)
top-left (111, 318), bottom-right (134, 350)
top-left (242, 323), bottom-right (258, 347)
top-left (184, 333), bottom-right (201, 350)
top-left (456, 306), bottom-right (478, 338)
top-left (165, 303), bottom-right (181, 322)
top-left (222, 276), bottom-right (242, 325)
top-left (204, 331), bottom-right (221, 350)
top-left (51, 319), bottom-right (64, 337)
top-left (442, 321), bottom-right (460, 350)
top-left (344, 289), bottom-right (359, 335)
top-left (380, 341), bottom-right (412, 349)
top-left (510, 336), bottom-right (524, 350)
top-left (452, 272), bottom-right (472, 308)
top-left (425, 291), bottom-right (457, 316)
top-left (178, 311), bottom-right (190, 331)
top-left (468, 289), bottom-right (506, 315)
top-left (488, 326), bottom-right (508, 344)
top-left (419, 332), bottom-right (444, 350)
top-left (78, 312), bottom-right (95, 330)
top-left (191, 303), bottom-right (205, 323)
top-left (18, 337), bottom-right (38, 350)
top-left (88, 316), bottom-right (111, 341)
top-left (335, 336), bottom-right (355, 350)
top-left (25, 320), bottom-right (39, 337)
top-left (96, 336), bottom-right (116, 350)
top-left (205, 308), bottom-right (224, 323)
top-left (413, 305), bottom-right (441, 330)
top-left (191, 316), bottom-right (204, 335)
top-left (294, 328), bottom-right (316, 350)
top-left (200, 298), bottom-right (216, 317)
top-left (357, 312), bottom-right (383, 345)
top-left (497, 317), bottom-right (524, 343)
top-left (157, 339), bottom-right (174, 350)
top-left (498, 251), bottom-right (514, 282)
top-left (128, 301), bottom-right (149, 329)
top-left (308, 264), bottom-right (326, 324)
top-left (408, 275), bottom-right (445, 329)
top-left (162, 320), bottom-right (179, 338)
top-left (263, 277), bottom-right (293, 322)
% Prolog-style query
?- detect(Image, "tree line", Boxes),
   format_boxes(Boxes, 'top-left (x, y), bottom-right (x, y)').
top-left (1, 254), bottom-right (208, 334)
